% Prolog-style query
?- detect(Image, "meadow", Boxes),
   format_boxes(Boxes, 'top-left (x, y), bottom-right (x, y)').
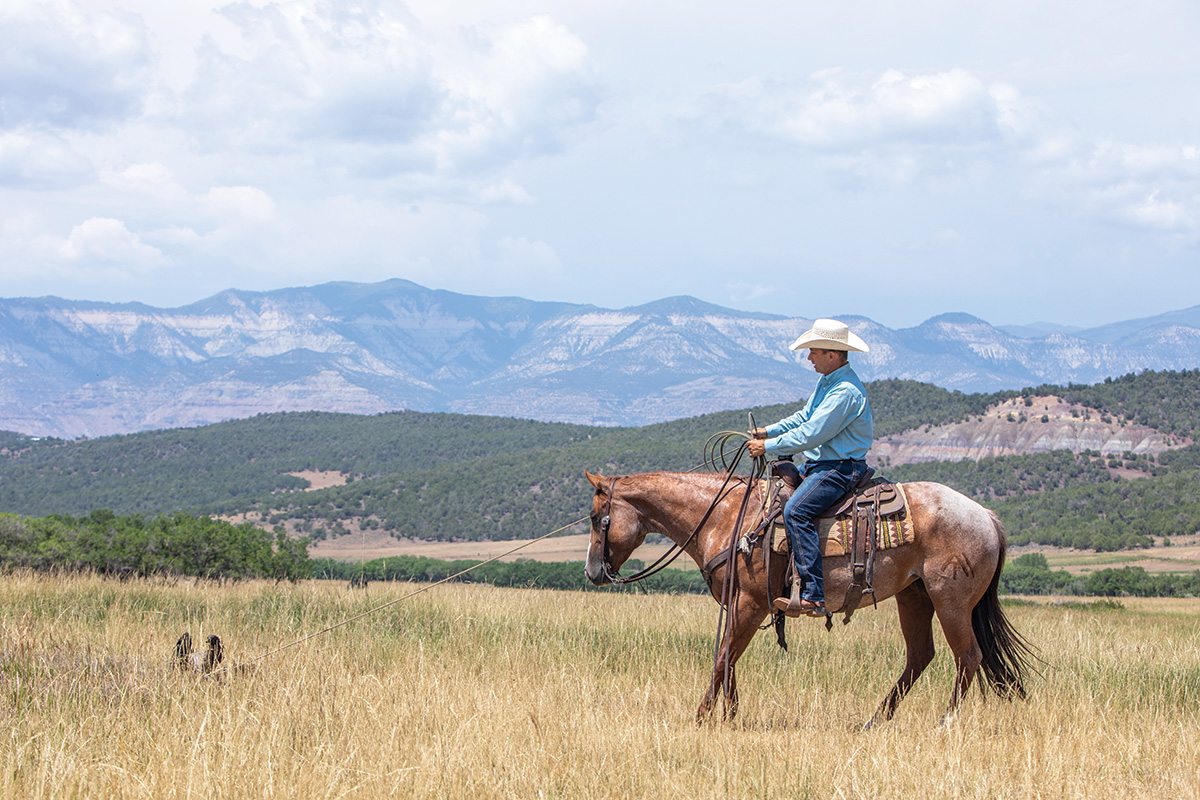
top-left (2, 573), bottom-right (1198, 799)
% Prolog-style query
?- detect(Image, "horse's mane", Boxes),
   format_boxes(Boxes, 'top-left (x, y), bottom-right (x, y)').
top-left (641, 470), bottom-right (750, 484)
top-left (628, 470), bottom-right (756, 495)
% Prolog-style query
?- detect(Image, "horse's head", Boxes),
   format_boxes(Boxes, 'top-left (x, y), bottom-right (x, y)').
top-left (584, 471), bottom-right (646, 586)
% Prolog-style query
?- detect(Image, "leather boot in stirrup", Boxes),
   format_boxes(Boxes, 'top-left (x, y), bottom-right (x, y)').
top-left (772, 581), bottom-right (805, 618)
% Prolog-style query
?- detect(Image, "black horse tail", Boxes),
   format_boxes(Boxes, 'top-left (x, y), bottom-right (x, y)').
top-left (972, 512), bottom-right (1040, 700)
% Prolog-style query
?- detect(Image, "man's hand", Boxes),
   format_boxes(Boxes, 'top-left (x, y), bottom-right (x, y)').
top-left (750, 427), bottom-right (767, 440)
top-left (747, 438), bottom-right (766, 458)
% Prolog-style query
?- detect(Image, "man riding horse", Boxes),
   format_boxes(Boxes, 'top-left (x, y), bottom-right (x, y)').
top-left (587, 318), bottom-right (1035, 722)
top-left (747, 318), bottom-right (873, 618)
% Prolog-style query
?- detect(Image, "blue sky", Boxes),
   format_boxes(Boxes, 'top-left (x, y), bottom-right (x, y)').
top-left (1, 0), bottom-right (1197, 328)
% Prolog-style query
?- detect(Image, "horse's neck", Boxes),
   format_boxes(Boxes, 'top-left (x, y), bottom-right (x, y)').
top-left (626, 473), bottom-right (748, 561)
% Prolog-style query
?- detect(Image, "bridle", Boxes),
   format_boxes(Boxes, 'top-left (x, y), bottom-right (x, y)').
top-left (595, 477), bottom-right (717, 585)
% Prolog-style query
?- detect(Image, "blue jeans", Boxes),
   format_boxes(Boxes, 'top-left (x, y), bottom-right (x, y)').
top-left (783, 459), bottom-right (869, 604)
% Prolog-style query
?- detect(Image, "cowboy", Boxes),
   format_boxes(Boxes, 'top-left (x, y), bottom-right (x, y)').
top-left (747, 319), bottom-right (874, 617)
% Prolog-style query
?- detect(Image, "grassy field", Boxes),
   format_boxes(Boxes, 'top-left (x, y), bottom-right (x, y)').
top-left (1036, 535), bottom-right (1200, 574)
top-left (2, 573), bottom-right (1198, 799)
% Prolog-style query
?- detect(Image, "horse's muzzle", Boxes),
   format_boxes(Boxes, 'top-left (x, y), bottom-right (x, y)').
top-left (584, 559), bottom-right (611, 587)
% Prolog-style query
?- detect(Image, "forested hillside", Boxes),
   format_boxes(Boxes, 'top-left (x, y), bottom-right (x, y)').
top-left (0, 410), bottom-right (601, 513)
top-left (0, 378), bottom-right (1015, 518)
top-left (879, 370), bottom-right (1200, 549)
top-left (1036, 369), bottom-right (1200, 438)
top-left (2, 370), bottom-right (1199, 552)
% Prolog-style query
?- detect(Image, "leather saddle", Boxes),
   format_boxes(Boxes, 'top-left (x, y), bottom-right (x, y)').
top-left (771, 460), bottom-right (902, 517)
top-left (768, 459), bottom-right (905, 626)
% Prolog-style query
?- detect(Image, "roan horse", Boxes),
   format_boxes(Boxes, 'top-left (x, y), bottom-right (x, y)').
top-left (584, 470), bottom-right (1038, 725)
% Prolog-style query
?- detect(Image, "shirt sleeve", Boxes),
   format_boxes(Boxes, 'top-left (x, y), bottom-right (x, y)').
top-left (764, 384), bottom-right (864, 456)
top-left (764, 395), bottom-right (815, 439)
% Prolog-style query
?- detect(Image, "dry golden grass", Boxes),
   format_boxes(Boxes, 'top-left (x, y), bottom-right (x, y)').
top-left (1, 573), bottom-right (1198, 799)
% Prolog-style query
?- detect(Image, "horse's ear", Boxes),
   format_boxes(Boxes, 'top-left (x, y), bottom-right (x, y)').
top-left (585, 471), bottom-right (607, 490)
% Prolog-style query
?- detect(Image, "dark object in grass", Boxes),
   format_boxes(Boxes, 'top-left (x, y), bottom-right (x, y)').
top-left (174, 632), bottom-right (224, 674)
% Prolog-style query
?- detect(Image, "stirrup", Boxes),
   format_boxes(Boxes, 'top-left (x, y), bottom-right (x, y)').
top-left (772, 582), bottom-right (797, 614)
top-left (772, 583), bottom-right (806, 618)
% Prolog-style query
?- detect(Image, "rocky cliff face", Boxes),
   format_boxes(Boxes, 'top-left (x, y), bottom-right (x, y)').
top-left (2, 279), bottom-right (1198, 438)
top-left (872, 396), bottom-right (1184, 465)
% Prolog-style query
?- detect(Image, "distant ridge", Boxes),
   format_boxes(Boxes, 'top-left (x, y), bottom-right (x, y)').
top-left (1074, 304), bottom-right (1200, 346)
top-left (623, 295), bottom-right (784, 319)
top-left (999, 322), bottom-right (1085, 339)
top-left (1, 279), bottom-right (1199, 438)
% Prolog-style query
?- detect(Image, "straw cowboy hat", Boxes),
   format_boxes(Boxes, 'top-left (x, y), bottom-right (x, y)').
top-left (788, 318), bottom-right (870, 353)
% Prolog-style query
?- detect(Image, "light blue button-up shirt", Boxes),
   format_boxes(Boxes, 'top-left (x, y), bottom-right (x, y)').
top-left (763, 363), bottom-right (873, 461)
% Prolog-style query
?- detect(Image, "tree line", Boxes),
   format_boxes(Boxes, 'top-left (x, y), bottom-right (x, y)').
top-left (999, 553), bottom-right (1200, 597)
top-left (317, 552), bottom-right (1200, 599)
top-left (0, 510), bottom-right (309, 582)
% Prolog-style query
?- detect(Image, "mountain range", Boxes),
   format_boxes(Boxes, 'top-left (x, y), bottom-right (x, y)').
top-left (2, 278), bottom-right (1198, 439)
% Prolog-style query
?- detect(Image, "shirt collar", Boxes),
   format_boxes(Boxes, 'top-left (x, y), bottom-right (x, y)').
top-left (820, 362), bottom-right (854, 383)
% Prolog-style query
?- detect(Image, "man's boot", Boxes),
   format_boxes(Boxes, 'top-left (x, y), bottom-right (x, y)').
top-left (772, 581), bottom-right (804, 618)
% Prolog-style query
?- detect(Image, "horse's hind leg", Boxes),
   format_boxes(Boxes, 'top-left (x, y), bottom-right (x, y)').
top-left (866, 581), bottom-right (935, 728)
top-left (933, 596), bottom-right (984, 723)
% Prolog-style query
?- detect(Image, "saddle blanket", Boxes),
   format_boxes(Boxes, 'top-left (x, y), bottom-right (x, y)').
top-left (771, 482), bottom-right (915, 558)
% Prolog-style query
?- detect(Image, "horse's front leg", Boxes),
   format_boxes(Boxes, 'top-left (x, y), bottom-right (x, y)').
top-left (696, 593), bottom-right (768, 725)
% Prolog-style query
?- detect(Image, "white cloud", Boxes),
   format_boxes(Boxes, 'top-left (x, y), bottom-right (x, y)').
top-left (99, 162), bottom-right (188, 202)
top-left (1041, 141), bottom-right (1200, 235)
top-left (200, 186), bottom-right (277, 225)
top-left (691, 65), bottom-right (1200, 238)
top-left (473, 179), bottom-right (534, 205)
top-left (0, 213), bottom-right (167, 294)
top-left (433, 14), bottom-right (600, 169)
top-left (0, 0), bottom-right (150, 130)
top-left (177, 2), bottom-right (601, 180)
top-left (182, 0), bottom-right (440, 148)
top-left (57, 217), bottom-right (165, 268)
top-left (702, 68), bottom-right (1024, 153)
top-left (785, 69), bottom-right (1009, 148)
top-left (0, 130), bottom-right (93, 189)
top-left (1120, 192), bottom-right (1194, 233)
top-left (1, 0), bottom-right (1198, 327)
top-left (687, 67), bottom-right (1041, 191)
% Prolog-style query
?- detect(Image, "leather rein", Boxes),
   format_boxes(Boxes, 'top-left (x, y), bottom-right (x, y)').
top-left (596, 475), bottom-right (739, 585)
top-left (595, 438), bottom-right (764, 587)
